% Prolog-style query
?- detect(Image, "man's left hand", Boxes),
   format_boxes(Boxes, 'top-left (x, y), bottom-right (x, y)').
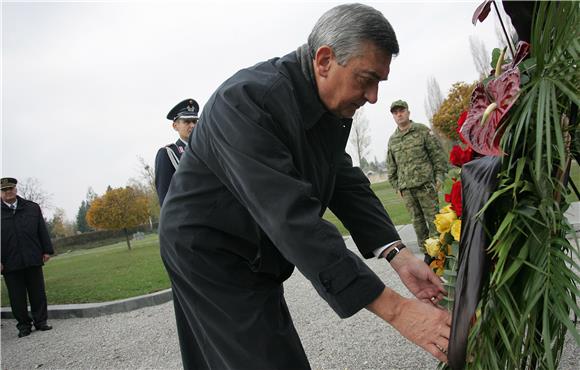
top-left (389, 248), bottom-right (446, 304)
top-left (43, 254), bottom-right (51, 263)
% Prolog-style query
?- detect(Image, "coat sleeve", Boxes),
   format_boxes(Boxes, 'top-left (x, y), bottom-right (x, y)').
top-left (194, 89), bottom-right (385, 318)
top-left (386, 143), bottom-right (399, 190)
top-left (155, 148), bottom-right (174, 206)
top-left (424, 130), bottom-right (449, 183)
top-left (328, 152), bottom-right (400, 258)
top-left (37, 206), bottom-right (54, 255)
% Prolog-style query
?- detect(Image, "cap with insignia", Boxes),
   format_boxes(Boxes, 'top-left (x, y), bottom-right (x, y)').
top-left (167, 99), bottom-right (200, 121)
top-left (1, 177), bottom-right (17, 190)
top-left (390, 99), bottom-right (409, 112)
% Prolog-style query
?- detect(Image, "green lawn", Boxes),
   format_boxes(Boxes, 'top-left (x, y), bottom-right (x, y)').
top-left (1, 234), bottom-right (169, 306)
top-left (323, 180), bottom-right (411, 235)
top-left (2, 162), bottom-right (578, 306)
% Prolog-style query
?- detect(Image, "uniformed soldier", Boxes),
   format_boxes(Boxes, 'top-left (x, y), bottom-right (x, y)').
top-left (386, 100), bottom-right (449, 262)
top-left (1, 177), bottom-right (54, 338)
top-left (154, 98), bottom-right (199, 205)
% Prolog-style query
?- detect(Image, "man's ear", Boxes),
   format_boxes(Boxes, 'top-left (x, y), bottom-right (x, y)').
top-left (172, 121), bottom-right (179, 131)
top-left (313, 45), bottom-right (334, 78)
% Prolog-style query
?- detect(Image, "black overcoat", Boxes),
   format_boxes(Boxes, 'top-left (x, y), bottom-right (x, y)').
top-left (154, 139), bottom-right (186, 205)
top-left (1, 196), bottom-right (53, 274)
top-left (159, 49), bottom-right (400, 368)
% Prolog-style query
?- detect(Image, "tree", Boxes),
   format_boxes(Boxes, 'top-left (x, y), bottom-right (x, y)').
top-left (432, 82), bottom-right (476, 142)
top-left (17, 177), bottom-right (52, 211)
top-left (469, 35), bottom-right (490, 79)
top-left (424, 76), bottom-right (444, 124)
top-left (47, 208), bottom-right (75, 239)
top-left (76, 188), bottom-right (97, 233)
top-left (348, 108), bottom-right (371, 167)
top-left (494, 13), bottom-right (518, 54)
top-left (128, 156), bottom-right (160, 223)
top-left (86, 186), bottom-right (149, 250)
top-left (76, 200), bottom-right (91, 233)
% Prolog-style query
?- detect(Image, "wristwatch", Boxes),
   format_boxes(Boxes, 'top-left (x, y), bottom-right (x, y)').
top-left (385, 243), bottom-right (406, 263)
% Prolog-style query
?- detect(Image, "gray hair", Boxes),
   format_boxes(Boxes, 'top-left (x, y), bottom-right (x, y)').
top-left (308, 3), bottom-right (399, 65)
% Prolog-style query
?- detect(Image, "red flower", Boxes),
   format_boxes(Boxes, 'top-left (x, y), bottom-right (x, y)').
top-left (459, 68), bottom-right (520, 156)
top-left (445, 180), bottom-right (462, 217)
top-left (456, 111), bottom-right (468, 144)
top-left (450, 145), bottom-right (473, 167)
top-left (472, 0), bottom-right (493, 25)
top-left (459, 42), bottom-right (529, 156)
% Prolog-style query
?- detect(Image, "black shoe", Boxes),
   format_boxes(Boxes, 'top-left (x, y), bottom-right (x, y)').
top-left (424, 253), bottom-right (434, 265)
top-left (18, 327), bottom-right (32, 338)
top-left (35, 324), bottom-right (52, 331)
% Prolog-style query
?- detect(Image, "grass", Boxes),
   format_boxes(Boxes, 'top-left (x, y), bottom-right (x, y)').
top-left (2, 162), bottom-right (578, 305)
top-left (1, 234), bottom-right (170, 306)
top-left (323, 180), bottom-right (411, 235)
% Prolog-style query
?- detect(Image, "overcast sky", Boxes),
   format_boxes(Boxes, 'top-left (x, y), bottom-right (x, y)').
top-left (2, 0), bottom-right (503, 220)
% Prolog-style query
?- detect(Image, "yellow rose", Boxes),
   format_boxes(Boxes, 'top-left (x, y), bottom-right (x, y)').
top-left (451, 219), bottom-right (461, 241)
top-left (424, 237), bottom-right (441, 257)
top-left (435, 212), bottom-right (458, 233)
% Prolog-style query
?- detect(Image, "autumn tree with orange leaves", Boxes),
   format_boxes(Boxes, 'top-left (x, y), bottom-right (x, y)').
top-left (432, 82), bottom-right (476, 142)
top-left (86, 186), bottom-right (149, 250)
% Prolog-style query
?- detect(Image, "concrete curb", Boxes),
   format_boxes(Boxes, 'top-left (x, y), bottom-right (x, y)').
top-left (1, 288), bottom-right (172, 320)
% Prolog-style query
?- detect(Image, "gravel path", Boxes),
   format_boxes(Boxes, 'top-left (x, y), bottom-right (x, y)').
top-left (2, 251), bottom-right (579, 369)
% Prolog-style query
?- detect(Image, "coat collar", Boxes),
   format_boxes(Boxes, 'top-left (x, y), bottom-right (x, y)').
top-left (279, 48), bottom-right (350, 130)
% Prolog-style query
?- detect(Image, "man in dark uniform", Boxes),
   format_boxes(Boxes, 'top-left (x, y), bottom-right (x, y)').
top-left (1, 177), bottom-right (54, 338)
top-left (160, 4), bottom-right (450, 369)
top-left (154, 98), bottom-right (199, 205)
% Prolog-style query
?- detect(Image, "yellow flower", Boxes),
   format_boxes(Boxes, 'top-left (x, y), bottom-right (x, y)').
top-left (439, 232), bottom-right (447, 244)
top-left (435, 212), bottom-right (458, 233)
top-left (440, 205), bottom-right (455, 214)
top-left (451, 219), bottom-right (462, 241)
top-left (424, 237), bottom-right (441, 257)
top-left (430, 252), bottom-right (446, 276)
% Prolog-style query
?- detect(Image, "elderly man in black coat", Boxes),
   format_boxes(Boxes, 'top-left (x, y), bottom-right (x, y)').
top-left (1, 177), bottom-right (54, 338)
top-left (160, 4), bottom-right (450, 369)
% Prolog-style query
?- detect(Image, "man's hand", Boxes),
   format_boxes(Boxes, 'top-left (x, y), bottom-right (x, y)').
top-left (43, 254), bottom-right (51, 263)
top-left (389, 248), bottom-right (446, 304)
top-left (367, 288), bottom-right (451, 363)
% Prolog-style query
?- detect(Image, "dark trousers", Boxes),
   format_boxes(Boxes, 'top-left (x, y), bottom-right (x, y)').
top-left (162, 234), bottom-right (310, 370)
top-left (3, 266), bottom-right (48, 331)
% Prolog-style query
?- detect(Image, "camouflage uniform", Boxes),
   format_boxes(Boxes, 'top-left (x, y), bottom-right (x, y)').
top-left (387, 121), bottom-right (449, 252)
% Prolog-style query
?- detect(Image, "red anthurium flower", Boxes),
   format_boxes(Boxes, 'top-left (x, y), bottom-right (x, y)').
top-left (450, 145), bottom-right (473, 167)
top-left (472, 0), bottom-right (493, 25)
top-left (511, 41), bottom-right (531, 68)
top-left (445, 180), bottom-right (463, 217)
top-left (459, 67), bottom-right (520, 156)
top-left (456, 111), bottom-right (468, 144)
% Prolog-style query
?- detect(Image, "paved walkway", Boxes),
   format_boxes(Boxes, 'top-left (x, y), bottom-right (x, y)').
top-left (2, 240), bottom-right (579, 369)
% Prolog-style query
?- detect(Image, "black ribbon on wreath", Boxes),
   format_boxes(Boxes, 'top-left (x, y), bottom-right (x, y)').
top-left (447, 156), bottom-right (501, 369)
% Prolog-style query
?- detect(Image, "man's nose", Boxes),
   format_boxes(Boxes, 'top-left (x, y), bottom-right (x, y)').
top-left (364, 84), bottom-right (379, 104)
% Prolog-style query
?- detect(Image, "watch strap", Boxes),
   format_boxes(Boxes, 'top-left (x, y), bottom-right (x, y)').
top-left (385, 243), bottom-right (406, 263)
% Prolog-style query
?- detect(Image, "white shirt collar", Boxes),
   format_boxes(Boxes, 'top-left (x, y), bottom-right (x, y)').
top-left (3, 199), bottom-right (17, 209)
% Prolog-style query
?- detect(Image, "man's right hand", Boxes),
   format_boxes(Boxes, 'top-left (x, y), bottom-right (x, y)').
top-left (366, 287), bottom-right (451, 363)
